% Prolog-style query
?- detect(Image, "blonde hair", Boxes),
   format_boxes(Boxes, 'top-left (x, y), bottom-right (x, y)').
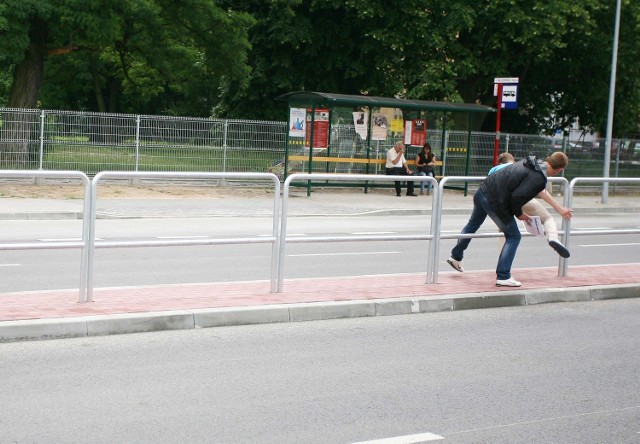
top-left (547, 152), bottom-right (568, 170)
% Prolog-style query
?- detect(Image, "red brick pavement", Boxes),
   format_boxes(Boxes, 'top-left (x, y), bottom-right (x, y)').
top-left (1, 263), bottom-right (638, 322)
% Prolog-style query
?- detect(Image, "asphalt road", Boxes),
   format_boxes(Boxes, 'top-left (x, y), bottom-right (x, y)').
top-left (1, 298), bottom-right (639, 443)
top-left (1, 213), bottom-right (639, 292)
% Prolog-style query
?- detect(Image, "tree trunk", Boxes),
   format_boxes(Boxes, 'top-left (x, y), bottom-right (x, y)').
top-left (1, 22), bottom-right (48, 164)
top-left (8, 15), bottom-right (48, 109)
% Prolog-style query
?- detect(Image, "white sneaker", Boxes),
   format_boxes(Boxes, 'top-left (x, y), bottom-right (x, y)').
top-left (496, 277), bottom-right (522, 287)
top-left (447, 257), bottom-right (464, 272)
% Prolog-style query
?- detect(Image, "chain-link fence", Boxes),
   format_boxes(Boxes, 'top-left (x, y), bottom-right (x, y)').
top-left (1, 107), bottom-right (638, 182)
top-left (0, 108), bottom-right (287, 176)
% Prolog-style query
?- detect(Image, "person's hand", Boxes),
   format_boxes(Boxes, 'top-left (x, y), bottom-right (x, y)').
top-left (405, 168), bottom-right (412, 174)
top-left (517, 212), bottom-right (531, 224)
top-left (558, 206), bottom-right (573, 220)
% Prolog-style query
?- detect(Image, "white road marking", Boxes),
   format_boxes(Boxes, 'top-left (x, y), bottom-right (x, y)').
top-left (156, 235), bottom-right (209, 239)
top-left (288, 251), bottom-right (401, 257)
top-left (351, 231), bottom-right (396, 235)
top-left (573, 227), bottom-right (613, 230)
top-left (352, 432), bottom-right (444, 443)
top-left (446, 404), bottom-right (640, 436)
top-left (580, 242), bottom-right (640, 247)
top-left (0, 264), bottom-right (21, 267)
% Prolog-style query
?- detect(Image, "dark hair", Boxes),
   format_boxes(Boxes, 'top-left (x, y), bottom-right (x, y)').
top-left (423, 143), bottom-right (432, 151)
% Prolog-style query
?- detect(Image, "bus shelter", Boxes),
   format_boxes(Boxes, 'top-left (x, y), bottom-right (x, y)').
top-left (275, 91), bottom-right (495, 194)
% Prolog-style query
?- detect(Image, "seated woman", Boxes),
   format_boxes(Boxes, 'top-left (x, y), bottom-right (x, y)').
top-left (415, 143), bottom-right (436, 195)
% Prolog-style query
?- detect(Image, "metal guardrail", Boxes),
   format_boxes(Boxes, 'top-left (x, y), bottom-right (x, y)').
top-left (86, 172), bottom-right (281, 301)
top-left (561, 177), bottom-right (640, 276)
top-left (0, 170), bottom-right (91, 302)
top-left (429, 176), bottom-right (570, 284)
top-left (277, 173), bottom-right (439, 292)
top-left (2, 171), bottom-right (638, 301)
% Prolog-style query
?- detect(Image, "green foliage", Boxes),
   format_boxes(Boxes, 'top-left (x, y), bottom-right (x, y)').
top-left (0, 0), bottom-right (254, 115)
top-left (1, 0), bottom-right (639, 137)
top-left (215, 0), bottom-right (639, 136)
top-left (0, 68), bottom-right (11, 104)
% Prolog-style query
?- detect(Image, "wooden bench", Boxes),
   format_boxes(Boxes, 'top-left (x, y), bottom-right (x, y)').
top-left (288, 155), bottom-right (443, 177)
top-left (288, 156), bottom-right (442, 167)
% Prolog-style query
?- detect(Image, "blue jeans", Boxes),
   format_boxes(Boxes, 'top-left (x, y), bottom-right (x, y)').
top-left (417, 171), bottom-right (434, 193)
top-left (450, 189), bottom-right (521, 280)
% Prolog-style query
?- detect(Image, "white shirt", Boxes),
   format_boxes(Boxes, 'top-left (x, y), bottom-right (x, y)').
top-left (386, 148), bottom-right (406, 168)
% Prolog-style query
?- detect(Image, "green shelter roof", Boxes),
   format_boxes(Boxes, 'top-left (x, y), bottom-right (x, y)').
top-left (276, 91), bottom-right (495, 114)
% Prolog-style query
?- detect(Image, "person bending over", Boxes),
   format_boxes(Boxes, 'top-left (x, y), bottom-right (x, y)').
top-left (488, 152), bottom-right (572, 258)
top-left (446, 152), bottom-right (569, 287)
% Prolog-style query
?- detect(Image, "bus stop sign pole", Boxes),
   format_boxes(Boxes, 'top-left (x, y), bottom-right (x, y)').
top-left (494, 83), bottom-right (503, 166)
top-left (493, 77), bottom-right (519, 165)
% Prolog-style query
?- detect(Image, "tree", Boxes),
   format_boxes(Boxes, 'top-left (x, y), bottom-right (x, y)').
top-left (0, 0), bottom-right (254, 113)
top-left (485, 0), bottom-right (640, 137)
top-left (0, 0), bottom-right (254, 159)
top-left (216, 0), bottom-right (472, 120)
top-left (2, 0), bottom-right (638, 139)
top-left (221, 0), bottom-right (639, 136)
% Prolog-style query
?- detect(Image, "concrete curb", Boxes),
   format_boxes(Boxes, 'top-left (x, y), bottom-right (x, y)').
top-left (1, 283), bottom-right (638, 343)
top-left (0, 212), bottom-right (84, 220)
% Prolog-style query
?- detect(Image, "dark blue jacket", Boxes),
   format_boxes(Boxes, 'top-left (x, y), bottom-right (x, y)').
top-left (479, 156), bottom-right (547, 224)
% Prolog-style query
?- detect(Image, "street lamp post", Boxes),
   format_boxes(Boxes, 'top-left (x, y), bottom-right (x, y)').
top-left (602, 0), bottom-right (622, 203)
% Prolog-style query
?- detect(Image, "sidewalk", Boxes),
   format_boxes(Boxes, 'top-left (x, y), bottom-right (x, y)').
top-left (1, 189), bottom-right (639, 342)
top-left (1, 264), bottom-right (639, 342)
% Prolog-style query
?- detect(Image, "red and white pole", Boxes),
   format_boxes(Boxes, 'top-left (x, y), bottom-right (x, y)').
top-left (493, 83), bottom-right (503, 166)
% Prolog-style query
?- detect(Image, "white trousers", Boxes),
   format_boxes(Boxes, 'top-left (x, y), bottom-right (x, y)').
top-left (523, 199), bottom-right (557, 241)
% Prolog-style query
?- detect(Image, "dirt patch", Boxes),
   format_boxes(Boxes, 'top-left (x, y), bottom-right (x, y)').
top-left (0, 183), bottom-right (270, 199)
top-left (0, 180), bottom-right (378, 200)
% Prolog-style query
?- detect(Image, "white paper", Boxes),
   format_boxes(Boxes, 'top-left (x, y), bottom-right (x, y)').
top-left (522, 215), bottom-right (544, 237)
top-left (352, 112), bottom-right (368, 140)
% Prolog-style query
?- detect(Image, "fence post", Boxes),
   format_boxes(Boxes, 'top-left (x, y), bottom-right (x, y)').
top-left (441, 129), bottom-right (448, 177)
top-left (221, 119), bottom-right (228, 185)
top-left (135, 115), bottom-right (141, 172)
top-left (38, 110), bottom-right (45, 171)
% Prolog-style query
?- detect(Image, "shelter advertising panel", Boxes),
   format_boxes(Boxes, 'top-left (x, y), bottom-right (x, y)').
top-left (403, 119), bottom-right (427, 146)
top-left (288, 108), bottom-right (306, 137)
top-left (372, 112), bottom-right (388, 141)
top-left (305, 109), bottom-right (329, 148)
